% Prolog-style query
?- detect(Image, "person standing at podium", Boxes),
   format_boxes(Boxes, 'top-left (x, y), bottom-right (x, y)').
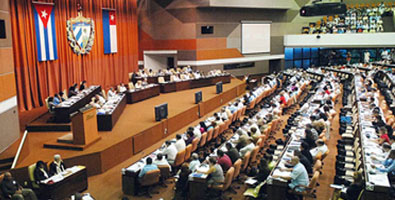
top-left (49, 154), bottom-right (66, 176)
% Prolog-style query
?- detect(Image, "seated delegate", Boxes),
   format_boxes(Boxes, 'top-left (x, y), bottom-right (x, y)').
top-left (138, 157), bottom-right (158, 178)
top-left (272, 156), bottom-right (309, 200)
top-left (0, 172), bottom-right (38, 200)
top-left (49, 154), bottom-right (66, 176)
top-left (33, 160), bottom-right (49, 182)
top-left (198, 157), bottom-right (224, 187)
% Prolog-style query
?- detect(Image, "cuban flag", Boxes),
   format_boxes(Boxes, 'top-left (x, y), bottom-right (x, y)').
top-left (102, 10), bottom-right (117, 54)
top-left (33, 3), bottom-right (58, 61)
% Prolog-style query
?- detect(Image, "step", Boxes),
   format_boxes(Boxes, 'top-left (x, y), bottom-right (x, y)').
top-left (0, 157), bottom-right (14, 165)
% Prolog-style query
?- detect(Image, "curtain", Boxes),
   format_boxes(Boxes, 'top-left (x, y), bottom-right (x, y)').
top-left (10, 0), bottom-right (138, 111)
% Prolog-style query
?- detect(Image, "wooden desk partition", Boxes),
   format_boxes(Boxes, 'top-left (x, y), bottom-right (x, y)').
top-left (72, 107), bottom-right (100, 145)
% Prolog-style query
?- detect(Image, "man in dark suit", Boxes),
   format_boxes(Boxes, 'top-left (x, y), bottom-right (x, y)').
top-left (33, 161), bottom-right (49, 183)
top-left (49, 154), bottom-right (66, 176)
top-left (1, 172), bottom-right (38, 200)
top-left (225, 142), bottom-right (240, 164)
top-left (68, 83), bottom-right (78, 98)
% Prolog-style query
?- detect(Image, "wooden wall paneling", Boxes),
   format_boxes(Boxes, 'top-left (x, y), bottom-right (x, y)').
top-left (167, 105), bottom-right (199, 134)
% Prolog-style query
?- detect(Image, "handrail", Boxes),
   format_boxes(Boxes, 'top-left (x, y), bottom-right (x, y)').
top-left (11, 130), bottom-right (28, 169)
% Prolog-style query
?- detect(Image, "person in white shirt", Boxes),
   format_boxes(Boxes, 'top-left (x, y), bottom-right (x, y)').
top-left (310, 139), bottom-right (328, 158)
top-left (220, 109), bottom-right (228, 121)
top-left (95, 94), bottom-right (106, 105)
top-left (153, 153), bottom-right (172, 172)
top-left (175, 134), bottom-right (186, 152)
top-left (107, 87), bottom-right (116, 99)
top-left (118, 83), bottom-right (127, 93)
top-left (162, 141), bottom-right (178, 164)
top-left (189, 153), bottom-right (201, 172)
top-left (240, 139), bottom-right (255, 157)
top-left (364, 51), bottom-right (370, 63)
top-left (135, 80), bottom-right (143, 89)
top-left (193, 126), bottom-right (201, 139)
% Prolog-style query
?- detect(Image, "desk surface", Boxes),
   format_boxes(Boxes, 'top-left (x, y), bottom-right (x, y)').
top-left (40, 166), bottom-right (88, 200)
top-left (54, 86), bottom-right (101, 122)
top-left (354, 75), bottom-right (391, 191)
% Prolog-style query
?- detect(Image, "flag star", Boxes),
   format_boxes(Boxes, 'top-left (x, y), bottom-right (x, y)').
top-left (110, 14), bottom-right (115, 21)
top-left (41, 10), bottom-right (48, 19)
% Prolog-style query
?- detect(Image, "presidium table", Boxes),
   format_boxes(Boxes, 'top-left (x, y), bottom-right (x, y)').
top-left (125, 84), bottom-right (160, 104)
top-left (159, 74), bottom-right (231, 93)
top-left (96, 94), bottom-right (127, 131)
top-left (39, 166), bottom-right (88, 200)
top-left (54, 86), bottom-right (101, 123)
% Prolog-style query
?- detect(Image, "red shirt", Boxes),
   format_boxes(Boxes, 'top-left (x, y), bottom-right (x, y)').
top-left (325, 90), bottom-right (331, 95)
top-left (217, 154), bottom-right (232, 172)
top-left (381, 134), bottom-right (390, 143)
top-left (280, 96), bottom-right (287, 105)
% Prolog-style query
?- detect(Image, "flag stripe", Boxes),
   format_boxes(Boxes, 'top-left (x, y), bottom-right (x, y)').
top-left (43, 22), bottom-right (50, 60)
top-left (102, 10), bottom-right (111, 54)
top-left (47, 14), bottom-right (54, 60)
top-left (50, 10), bottom-right (58, 60)
top-left (38, 14), bottom-right (46, 61)
top-left (110, 25), bottom-right (117, 53)
top-left (33, 8), bottom-right (43, 61)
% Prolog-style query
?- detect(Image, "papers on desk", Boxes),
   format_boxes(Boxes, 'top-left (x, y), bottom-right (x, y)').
top-left (368, 173), bottom-right (390, 187)
top-left (272, 169), bottom-right (291, 181)
top-left (40, 166), bottom-right (84, 184)
top-left (190, 164), bottom-right (210, 180)
top-left (245, 177), bottom-right (258, 186)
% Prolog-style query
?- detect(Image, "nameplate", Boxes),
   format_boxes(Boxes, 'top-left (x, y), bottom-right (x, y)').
top-left (86, 113), bottom-right (95, 121)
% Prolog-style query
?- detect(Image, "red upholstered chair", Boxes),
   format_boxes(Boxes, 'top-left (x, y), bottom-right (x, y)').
top-left (208, 167), bottom-right (235, 198)
top-left (184, 144), bottom-right (192, 162)
top-left (206, 128), bottom-right (214, 143)
top-left (139, 169), bottom-right (161, 198)
top-left (249, 146), bottom-right (260, 164)
top-left (191, 137), bottom-right (199, 152)
top-left (241, 151), bottom-right (251, 172)
top-left (199, 132), bottom-right (208, 148)
top-left (172, 149), bottom-right (186, 169)
top-left (212, 126), bottom-right (220, 139)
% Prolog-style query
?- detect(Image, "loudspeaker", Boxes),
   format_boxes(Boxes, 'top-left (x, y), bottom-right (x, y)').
top-left (201, 26), bottom-right (214, 34)
top-left (167, 57), bottom-right (175, 68)
top-left (0, 20), bottom-right (6, 39)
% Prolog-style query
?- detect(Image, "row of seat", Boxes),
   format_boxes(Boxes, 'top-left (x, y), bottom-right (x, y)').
top-left (138, 80), bottom-right (281, 198)
top-left (209, 84), bottom-right (286, 198)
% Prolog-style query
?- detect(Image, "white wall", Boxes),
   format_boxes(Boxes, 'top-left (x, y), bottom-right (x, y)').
top-left (144, 54), bottom-right (178, 70)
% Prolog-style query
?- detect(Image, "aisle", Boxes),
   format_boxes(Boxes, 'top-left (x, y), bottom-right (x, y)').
top-left (310, 93), bottom-right (343, 200)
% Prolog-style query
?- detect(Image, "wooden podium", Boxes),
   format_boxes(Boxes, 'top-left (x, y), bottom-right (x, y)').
top-left (71, 107), bottom-right (100, 145)
top-left (44, 106), bottom-right (101, 151)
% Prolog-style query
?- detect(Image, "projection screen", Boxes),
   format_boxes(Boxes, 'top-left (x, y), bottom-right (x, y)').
top-left (241, 21), bottom-right (271, 54)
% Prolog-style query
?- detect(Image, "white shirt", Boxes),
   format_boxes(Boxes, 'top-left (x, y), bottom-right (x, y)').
top-left (175, 139), bottom-right (186, 152)
top-left (153, 158), bottom-right (172, 171)
top-left (310, 145), bottom-right (328, 158)
top-left (162, 144), bottom-right (178, 163)
top-left (193, 128), bottom-right (202, 139)
top-left (189, 160), bottom-right (201, 172)
top-left (221, 112), bottom-right (228, 120)
top-left (107, 90), bottom-right (116, 99)
top-left (240, 143), bottom-right (255, 157)
top-left (98, 96), bottom-right (106, 104)
top-left (119, 86), bottom-right (127, 93)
